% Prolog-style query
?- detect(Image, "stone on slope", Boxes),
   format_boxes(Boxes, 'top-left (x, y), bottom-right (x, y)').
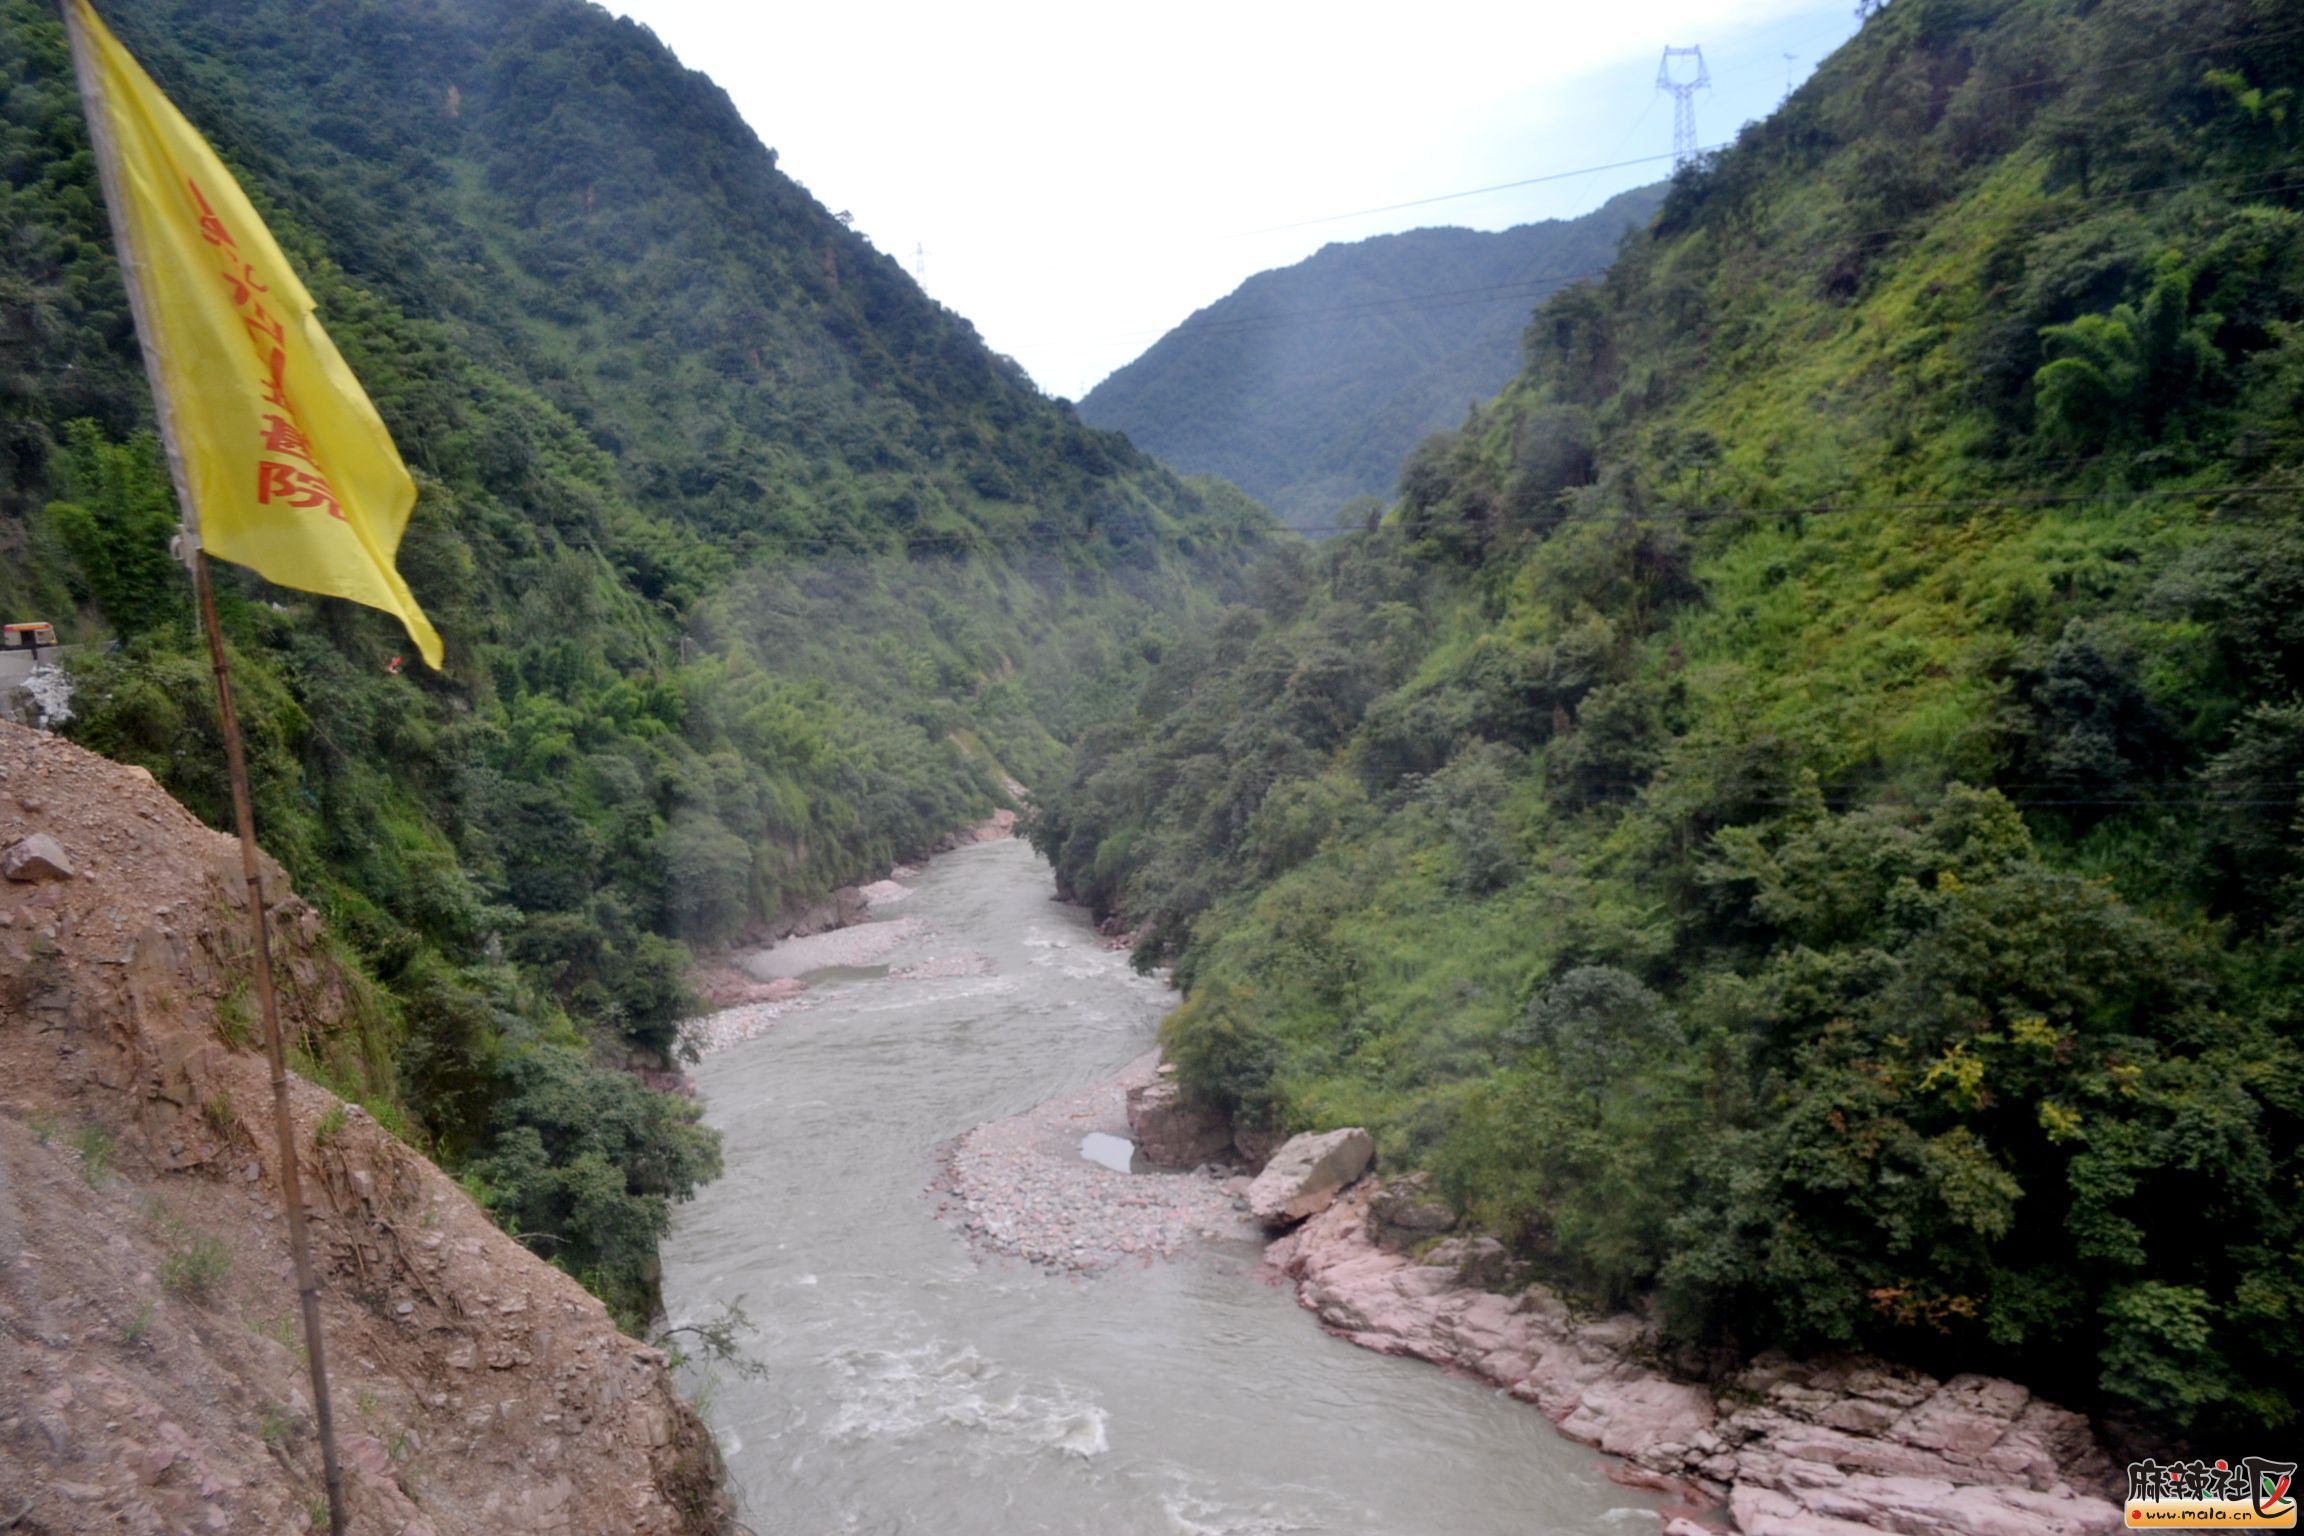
top-left (1246, 1127), bottom-right (1374, 1226)
top-left (3, 831), bottom-right (72, 882)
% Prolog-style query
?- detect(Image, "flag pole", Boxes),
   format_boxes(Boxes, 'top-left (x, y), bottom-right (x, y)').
top-left (60, 5), bottom-right (349, 1531)
top-left (188, 552), bottom-right (352, 1536)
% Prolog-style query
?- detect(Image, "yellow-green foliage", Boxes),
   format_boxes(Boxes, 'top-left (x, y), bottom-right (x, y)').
top-left (1035, 0), bottom-right (2304, 1440)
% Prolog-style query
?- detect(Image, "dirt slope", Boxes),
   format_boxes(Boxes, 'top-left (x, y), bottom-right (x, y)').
top-left (0, 721), bottom-right (732, 1535)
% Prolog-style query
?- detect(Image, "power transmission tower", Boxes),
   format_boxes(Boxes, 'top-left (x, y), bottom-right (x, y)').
top-left (1657, 46), bottom-right (1710, 171)
top-left (913, 241), bottom-right (927, 280)
top-left (1783, 52), bottom-right (1799, 99)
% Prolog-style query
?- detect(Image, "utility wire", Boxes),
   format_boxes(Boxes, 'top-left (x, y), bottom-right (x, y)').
top-left (647, 478), bottom-right (2294, 560)
top-left (1126, 165), bottom-right (2304, 350)
top-left (1106, 162), bottom-right (2304, 353)
top-left (1231, 149), bottom-right (1707, 238)
top-left (1224, 20), bottom-right (2304, 242)
top-left (1953, 20), bottom-right (2304, 101)
top-left (1275, 482), bottom-right (2298, 537)
top-left (1560, 787), bottom-right (2304, 809)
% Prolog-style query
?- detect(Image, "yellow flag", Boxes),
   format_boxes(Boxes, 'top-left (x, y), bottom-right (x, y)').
top-left (65, 0), bottom-right (442, 668)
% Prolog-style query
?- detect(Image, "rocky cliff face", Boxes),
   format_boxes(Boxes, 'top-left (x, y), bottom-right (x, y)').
top-left (0, 722), bottom-right (732, 1535)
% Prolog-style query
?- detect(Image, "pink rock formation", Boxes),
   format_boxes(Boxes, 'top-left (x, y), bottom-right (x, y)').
top-left (1272, 1185), bottom-right (2122, 1536)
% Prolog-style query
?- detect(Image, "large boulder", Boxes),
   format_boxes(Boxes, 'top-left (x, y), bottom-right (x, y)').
top-left (1246, 1127), bottom-right (1374, 1226)
top-left (1125, 1073), bottom-right (1232, 1167)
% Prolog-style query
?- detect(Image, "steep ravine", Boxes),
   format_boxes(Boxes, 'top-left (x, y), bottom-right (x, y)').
top-left (0, 720), bottom-right (731, 1536)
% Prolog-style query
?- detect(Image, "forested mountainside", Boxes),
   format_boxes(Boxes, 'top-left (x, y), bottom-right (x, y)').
top-left (1079, 186), bottom-right (1663, 530)
top-left (0, 0), bottom-right (1267, 1322)
top-left (1034, 0), bottom-right (2304, 1443)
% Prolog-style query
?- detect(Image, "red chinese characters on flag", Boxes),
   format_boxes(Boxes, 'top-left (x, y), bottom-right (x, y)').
top-left (185, 174), bottom-right (234, 251)
top-left (218, 258), bottom-right (266, 306)
top-left (256, 461), bottom-right (345, 522)
top-left (260, 413), bottom-right (316, 464)
top-left (184, 174), bottom-right (347, 523)
top-left (72, 0), bottom-right (441, 665)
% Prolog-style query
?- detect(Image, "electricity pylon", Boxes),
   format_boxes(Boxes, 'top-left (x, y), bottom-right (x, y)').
top-left (1657, 46), bottom-right (1710, 171)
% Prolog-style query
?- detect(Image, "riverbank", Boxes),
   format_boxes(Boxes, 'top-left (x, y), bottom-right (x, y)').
top-left (667, 833), bottom-right (1669, 1536)
top-left (693, 824), bottom-right (2125, 1536)
top-left (937, 1052), bottom-right (1260, 1274)
top-left (1272, 1185), bottom-right (2125, 1536)
top-left (680, 809), bottom-right (1018, 1058)
top-left (935, 1030), bottom-right (2126, 1536)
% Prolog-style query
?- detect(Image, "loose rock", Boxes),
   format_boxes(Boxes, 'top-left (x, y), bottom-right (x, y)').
top-left (3, 831), bottom-right (73, 882)
top-left (1245, 1127), bottom-right (1374, 1226)
top-left (1368, 1171), bottom-right (1457, 1251)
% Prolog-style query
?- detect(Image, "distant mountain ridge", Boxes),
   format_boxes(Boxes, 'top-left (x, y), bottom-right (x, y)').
top-left (1079, 186), bottom-right (1663, 529)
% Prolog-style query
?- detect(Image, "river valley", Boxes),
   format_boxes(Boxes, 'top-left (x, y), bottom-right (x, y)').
top-left (661, 836), bottom-right (1667, 1536)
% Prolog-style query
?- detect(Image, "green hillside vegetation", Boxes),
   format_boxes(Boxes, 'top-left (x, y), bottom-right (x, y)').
top-left (1033, 0), bottom-right (2303, 1442)
top-left (1079, 186), bottom-right (1663, 530)
top-left (0, 0), bottom-right (1266, 1324)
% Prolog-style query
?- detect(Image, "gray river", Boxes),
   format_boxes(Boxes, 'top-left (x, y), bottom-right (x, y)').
top-left (662, 836), bottom-right (1663, 1536)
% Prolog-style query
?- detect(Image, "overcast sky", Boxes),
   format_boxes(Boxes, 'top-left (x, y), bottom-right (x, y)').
top-left (608, 0), bottom-right (1866, 401)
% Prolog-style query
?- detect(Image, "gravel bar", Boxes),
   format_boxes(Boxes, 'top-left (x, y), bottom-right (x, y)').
top-left (936, 1051), bottom-right (1260, 1275)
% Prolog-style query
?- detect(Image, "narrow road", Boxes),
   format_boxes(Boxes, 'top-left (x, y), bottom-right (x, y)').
top-left (0, 646), bottom-right (76, 687)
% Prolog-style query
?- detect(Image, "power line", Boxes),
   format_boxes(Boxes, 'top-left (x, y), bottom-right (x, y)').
top-left (1185, 20), bottom-right (2300, 263)
top-left (1954, 20), bottom-right (2304, 103)
top-left (1063, 43), bottom-right (2304, 369)
top-left (1274, 482), bottom-right (2298, 538)
top-left (1555, 786), bottom-right (2304, 810)
top-left (1134, 263), bottom-right (1616, 343)
top-left (622, 478), bottom-right (2294, 561)
top-left (1112, 163), bottom-right (2304, 352)
top-left (1230, 149), bottom-right (1705, 238)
